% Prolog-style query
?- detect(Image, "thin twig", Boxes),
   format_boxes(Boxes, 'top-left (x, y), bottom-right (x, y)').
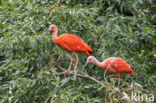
top-left (56, 64), bottom-right (113, 90)
top-left (57, 72), bottom-right (113, 91)
top-left (104, 64), bottom-right (111, 86)
top-left (57, 63), bottom-right (65, 72)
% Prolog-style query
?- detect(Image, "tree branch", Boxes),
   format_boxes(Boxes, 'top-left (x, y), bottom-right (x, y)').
top-left (57, 72), bottom-right (113, 91)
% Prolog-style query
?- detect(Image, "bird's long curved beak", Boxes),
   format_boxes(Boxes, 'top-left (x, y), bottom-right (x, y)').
top-left (82, 61), bottom-right (88, 72)
top-left (43, 29), bottom-right (50, 36)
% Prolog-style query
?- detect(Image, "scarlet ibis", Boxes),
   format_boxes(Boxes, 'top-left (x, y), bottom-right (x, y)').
top-left (82, 56), bottom-right (134, 88)
top-left (43, 25), bottom-right (92, 74)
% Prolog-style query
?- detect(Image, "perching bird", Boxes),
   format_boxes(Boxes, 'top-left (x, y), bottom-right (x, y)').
top-left (43, 25), bottom-right (92, 74)
top-left (82, 56), bottom-right (134, 88)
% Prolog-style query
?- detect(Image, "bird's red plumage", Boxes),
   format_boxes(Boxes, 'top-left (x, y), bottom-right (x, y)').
top-left (44, 25), bottom-right (93, 74)
top-left (54, 34), bottom-right (92, 56)
top-left (102, 57), bottom-right (134, 75)
top-left (85, 56), bottom-right (134, 87)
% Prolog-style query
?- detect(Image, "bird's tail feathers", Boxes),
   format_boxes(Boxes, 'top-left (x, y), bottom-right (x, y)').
top-left (129, 71), bottom-right (134, 75)
top-left (85, 51), bottom-right (92, 56)
top-left (88, 50), bottom-right (92, 54)
top-left (84, 44), bottom-right (92, 56)
top-left (131, 66), bottom-right (135, 70)
top-left (86, 48), bottom-right (92, 56)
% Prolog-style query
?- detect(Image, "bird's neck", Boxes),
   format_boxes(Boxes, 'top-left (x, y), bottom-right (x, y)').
top-left (52, 29), bottom-right (58, 41)
top-left (93, 58), bottom-right (103, 68)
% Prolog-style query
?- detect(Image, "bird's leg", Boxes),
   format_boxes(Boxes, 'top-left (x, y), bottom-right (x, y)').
top-left (64, 53), bottom-right (73, 75)
top-left (73, 53), bottom-right (79, 73)
top-left (117, 75), bottom-right (121, 88)
top-left (68, 53), bottom-right (73, 73)
top-left (115, 77), bottom-right (118, 84)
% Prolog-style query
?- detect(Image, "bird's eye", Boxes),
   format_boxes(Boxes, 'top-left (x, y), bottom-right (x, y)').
top-left (89, 58), bottom-right (92, 62)
top-left (52, 27), bottom-right (55, 31)
top-left (50, 27), bottom-right (54, 32)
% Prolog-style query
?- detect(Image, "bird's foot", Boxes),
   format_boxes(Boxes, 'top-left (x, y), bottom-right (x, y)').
top-left (72, 69), bottom-right (78, 80)
top-left (63, 70), bottom-right (72, 76)
top-left (73, 69), bottom-right (77, 73)
top-left (114, 87), bottom-right (120, 92)
top-left (108, 86), bottom-right (112, 90)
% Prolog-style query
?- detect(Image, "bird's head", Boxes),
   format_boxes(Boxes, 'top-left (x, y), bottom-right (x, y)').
top-left (49, 25), bottom-right (57, 33)
top-left (82, 56), bottom-right (96, 72)
top-left (43, 24), bottom-right (58, 35)
top-left (87, 56), bottom-right (96, 63)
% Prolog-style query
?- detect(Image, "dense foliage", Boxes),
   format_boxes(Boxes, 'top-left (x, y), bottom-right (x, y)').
top-left (0, 0), bottom-right (156, 102)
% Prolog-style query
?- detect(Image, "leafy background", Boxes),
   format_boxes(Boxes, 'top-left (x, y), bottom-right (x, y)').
top-left (0, 0), bottom-right (156, 102)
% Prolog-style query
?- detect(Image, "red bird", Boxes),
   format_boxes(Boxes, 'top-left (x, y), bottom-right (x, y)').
top-left (43, 25), bottom-right (92, 74)
top-left (82, 56), bottom-right (134, 88)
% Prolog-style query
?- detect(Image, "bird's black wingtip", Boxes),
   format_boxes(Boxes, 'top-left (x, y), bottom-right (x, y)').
top-left (131, 66), bottom-right (135, 70)
top-left (88, 50), bottom-right (92, 54)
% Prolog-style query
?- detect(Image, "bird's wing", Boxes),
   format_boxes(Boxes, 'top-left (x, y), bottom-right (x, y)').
top-left (110, 58), bottom-right (133, 73)
top-left (55, 34), bottom-right (89, 52)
